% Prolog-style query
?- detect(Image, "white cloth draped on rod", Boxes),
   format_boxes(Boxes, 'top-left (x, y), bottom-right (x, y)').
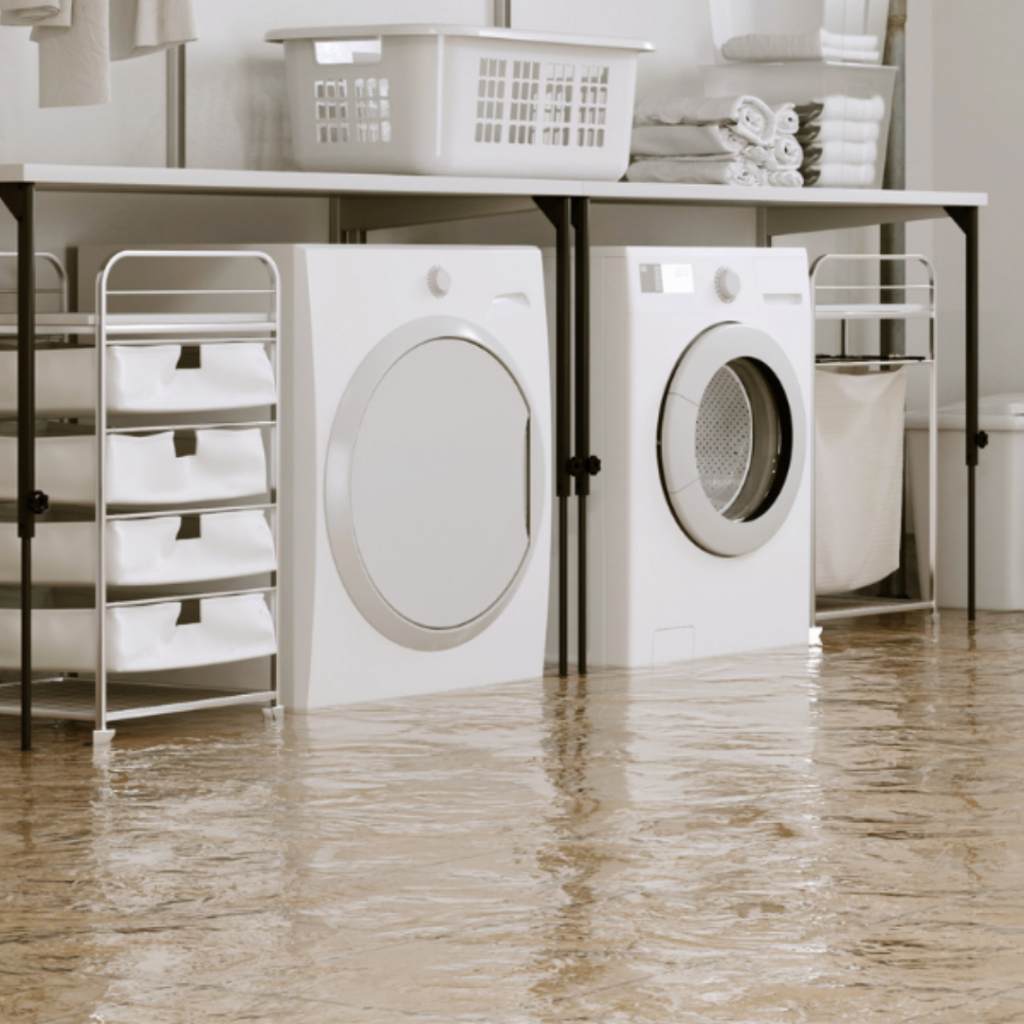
top-left (0, 0), bottom-right (196, 107)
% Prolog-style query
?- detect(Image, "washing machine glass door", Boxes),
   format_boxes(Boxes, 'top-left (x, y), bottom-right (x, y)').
top-left (326, 319), bottom-right (544, 651)
top-left (658, 323), bottom-right (807, 557)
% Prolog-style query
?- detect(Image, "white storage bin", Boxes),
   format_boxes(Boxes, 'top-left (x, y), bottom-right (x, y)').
top-left (701, 61), bottom-right (895, 187)
top-left (0, 428), bottom-right (268, 506)
top-left (0, 510), bottom-right (276, 587)
top-left (0, 343), bottom-right (276, 417)
top-left (266, 24), bottom-right (652, 179)
top-left (709, 0), bottom-right (889, 64)
top-left (0, 593), bottom-right (276, 673)
top-left (907, 396), bottom-right (1024, 610)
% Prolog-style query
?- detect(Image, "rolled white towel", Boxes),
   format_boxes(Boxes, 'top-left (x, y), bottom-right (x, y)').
top-left (631, 123), bottom-right (747, 158)
top-left (797, 119), bottom-right (882, 145)
top-left (772, 135), bottom-right (804, 169)
top-left (633, 94), bottom-right (777, 146)
top-left (109, 0), bottom-right (197, 60)
top-left (775, 103), bottom-right (800, 135)
top-left (722, 29), bottom-right (881, 64)
top-left (767, 170), bottom-right (804, 188)
top-left (818, 139), bottom-right (878, 165)
top-left (0, 0), bottom-right (70, 26)
top-left (626, 155), bottom-right (767, 187)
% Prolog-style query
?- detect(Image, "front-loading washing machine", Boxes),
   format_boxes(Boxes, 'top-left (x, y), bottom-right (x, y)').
top-left (288, 245), bottom-right (551, 708)
top-left (549, 246), bottom-right (813, 668)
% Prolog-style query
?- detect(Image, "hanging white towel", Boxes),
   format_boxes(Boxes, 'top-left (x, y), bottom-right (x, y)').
top-left (815, 368), bottom-right (906, 595)
top-left (631, 123), bottom-right (747, 158)
top-left (0, 0), bottom-right (70, 26)
top-left (633, 94), bottom-right (777, 146)
top-left (109, 0), bottom-right (195, 60)
top-left (32, 0), bottom-right (110, 108)
top-left (626, 155), bottom-right (767, 187)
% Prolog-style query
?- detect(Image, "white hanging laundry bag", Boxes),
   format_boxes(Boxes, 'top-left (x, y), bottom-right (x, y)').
top-left (815, 366), bottom-right (906, 594)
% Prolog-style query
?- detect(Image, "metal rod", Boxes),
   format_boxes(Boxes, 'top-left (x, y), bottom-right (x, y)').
top-left (964, 206), bottom-right (979, 621)
top-left (166, 46), bottom-right (186, 169)
top-left (881, 0), bottom-right (907, 358)
top-left (554, 198), bottom-right (571, 677)
top-left (18, 187), bottom-right (35, 751)
top-left (572, 197), bottom-right (590, 675)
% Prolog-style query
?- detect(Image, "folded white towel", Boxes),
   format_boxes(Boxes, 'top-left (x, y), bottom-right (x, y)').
top-left (631, 123), bottom-right (747, 158)
top-left (109, 0), bottom-right (196, 60)
top-left (815, 95), bottom-right (887, 123)
top-left (32, 0), bottom-right (110, 108)
top-left (722, 29), bottom-right (881, 64)
top-left (806, 162), bottom-right (876, 188)
top-left (633, 94), bottom-right (777, 146)
top-left (817, 139), bottom-right (878, 165)
top-left (798, 119), bottom-right (882, 144)
top-left (0, 0), bottom-right (70, 26)
top-left (775, 102), bottom-right (799, 135)
top-left (626, 155), bottom-right (767, 187)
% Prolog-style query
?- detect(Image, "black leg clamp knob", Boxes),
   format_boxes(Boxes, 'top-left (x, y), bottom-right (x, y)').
top-left (587, 455), bottom-right (602, 476)
top-left (977, 430), bottom-right (990, 449)
top-left (28, 490), bottom-right (50, 515)
top-left (567, 456), bottom-right (583, 477)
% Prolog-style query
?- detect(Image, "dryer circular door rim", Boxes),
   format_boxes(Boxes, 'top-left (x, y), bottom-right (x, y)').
top-left (324, 314), bottom-right (547, 652)
top-left (658, 322), bottom-right (807, 558)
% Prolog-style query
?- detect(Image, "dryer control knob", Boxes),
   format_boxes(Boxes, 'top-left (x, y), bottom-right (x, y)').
top-left (427, 265), bottom-right (452, 298)
top-left (715, 267), bottom-right (742, 303)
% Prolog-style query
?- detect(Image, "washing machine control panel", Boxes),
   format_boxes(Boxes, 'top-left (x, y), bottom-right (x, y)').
top-left (714, 267), bottom-right (742, 303)
top-left (427, 265), bottom-right (452, 298)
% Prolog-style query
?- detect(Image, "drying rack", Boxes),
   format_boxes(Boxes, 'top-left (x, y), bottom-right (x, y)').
top-left (0, 251), bottom-right (282, 744)
top-left (810, 252), bottom-right (938, 623)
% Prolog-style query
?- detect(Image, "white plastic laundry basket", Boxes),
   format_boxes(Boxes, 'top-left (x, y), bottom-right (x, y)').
top-left (266, 24), bottom-right (652, 178)
top-left (0, 428), bottom-right (268, 506)
top-left (0, 343), bottom-right (276, 417)
top-left (0, 593), bottom-right (277, 673)
top-left (0, 510), bottom-right (276, 587)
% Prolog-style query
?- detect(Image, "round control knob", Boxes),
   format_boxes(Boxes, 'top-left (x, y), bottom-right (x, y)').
top-left (715, 267), bottom-right (742, 303)
top-left (427, 265), bottom-right (452, 298)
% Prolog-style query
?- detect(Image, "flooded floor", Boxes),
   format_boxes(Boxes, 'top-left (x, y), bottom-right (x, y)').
top-left (3, 611), bottom-right (1024, 1022)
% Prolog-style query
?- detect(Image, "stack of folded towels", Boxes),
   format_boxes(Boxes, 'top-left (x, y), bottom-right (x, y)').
top-left (794, 95), bottom-right (886, 187)
top-left (626, 94), bottom-right (804, 187)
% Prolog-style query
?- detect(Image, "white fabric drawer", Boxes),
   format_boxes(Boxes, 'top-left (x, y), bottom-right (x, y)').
top-left (0, 510), bottom-right (276, 586)
top-left (0, 343), bottom-right (276, 416)
top-left (0, 593), bottom-right (276, 672)
top-left (0, 428), bottom-right (268, 506)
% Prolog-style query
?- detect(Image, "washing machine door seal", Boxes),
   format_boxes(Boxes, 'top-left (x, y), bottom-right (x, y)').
top-left (325, 315), bottom-right (546, 651)
top-left (658, 322), bottom-right (806, 557)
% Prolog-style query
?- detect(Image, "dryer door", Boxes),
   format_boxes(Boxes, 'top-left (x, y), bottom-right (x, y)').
top-left (325, 316), bottom-right (545, 651)
top-left (658, 323), bottom-right (806, 557)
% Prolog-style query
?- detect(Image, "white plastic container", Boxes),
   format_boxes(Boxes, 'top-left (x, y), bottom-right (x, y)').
top-left (0, 510), bottom-right (276, 587)
top-left (700, 61), bottom-right (895, 188)
top-left (0, 593), bottom-right (276, 673)
top-left (266, 24), bottom-right (652, 179)
top-left (907, 396), bottom-right (1024, 610)
top-left (0, 428), bottom-right (268, 506)
top-left (709, 0), bottom-right (890, 65)
top-left (0, 343), bottom-right (276, 417)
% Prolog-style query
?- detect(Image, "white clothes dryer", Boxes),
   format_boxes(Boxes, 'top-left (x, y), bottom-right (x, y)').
top-left (287, 245), bottom-right (551, 709)
top-left (548, 246), bottom-right (813, 668)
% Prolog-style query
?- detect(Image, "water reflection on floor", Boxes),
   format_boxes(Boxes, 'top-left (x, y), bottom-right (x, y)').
top-left (4, 611), bottom-right (1024, 1022)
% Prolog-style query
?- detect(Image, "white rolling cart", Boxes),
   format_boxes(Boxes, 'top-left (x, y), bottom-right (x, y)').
top-left (0, 251), bottom-right (282, 744)
top-left (810, 252), bottom-right (938, 623)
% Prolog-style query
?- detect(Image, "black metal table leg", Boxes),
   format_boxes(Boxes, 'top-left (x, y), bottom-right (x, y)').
top-left (571, 198), bottom-right (592, 675)
top-left (945, 205), bottom-right (980, 621)
top-left (1, 183), bottom-right (37, 750)
top-left (535, 197), bottom-right (572, 676)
